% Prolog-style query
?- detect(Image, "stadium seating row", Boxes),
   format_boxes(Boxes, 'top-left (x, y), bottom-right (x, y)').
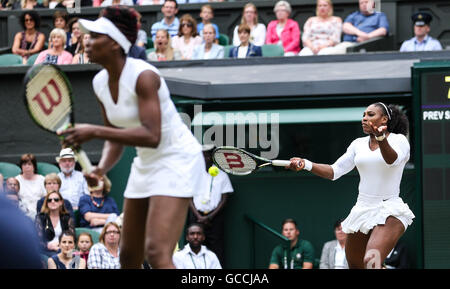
top-left (0, 161), bottom-right (59, 178)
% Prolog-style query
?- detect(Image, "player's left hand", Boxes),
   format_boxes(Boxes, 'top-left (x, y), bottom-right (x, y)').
top-left (368, 121), bottom-right (387, 137)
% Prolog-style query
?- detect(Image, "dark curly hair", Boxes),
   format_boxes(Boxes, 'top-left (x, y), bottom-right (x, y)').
top-left (100, 5), bottom-right (139, 49)
top-left (20, 10), bottom-right (41, 30)
top-left (373, 103), bottom-right (409, 136)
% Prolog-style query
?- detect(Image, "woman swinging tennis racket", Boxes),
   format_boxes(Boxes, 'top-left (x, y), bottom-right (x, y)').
top-left (287, 103), bottom-right (415, 269)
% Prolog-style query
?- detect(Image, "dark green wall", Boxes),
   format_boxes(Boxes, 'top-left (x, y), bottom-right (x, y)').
top-left (221, 162), bottom-right (419, 269)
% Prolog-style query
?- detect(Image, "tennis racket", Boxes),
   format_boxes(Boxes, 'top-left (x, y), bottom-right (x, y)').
top-left (212, 146), bottom-right (291, 176)
top-left (23, 64), bottom-right (105, 190)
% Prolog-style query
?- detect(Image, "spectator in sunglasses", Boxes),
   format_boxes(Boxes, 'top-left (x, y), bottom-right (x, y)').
top-left (172, 14), bottom-right (202, 60)
top-left (36, 173), bottom-right (74, 221)
top-left (35, 190), bottom-right (75, 257)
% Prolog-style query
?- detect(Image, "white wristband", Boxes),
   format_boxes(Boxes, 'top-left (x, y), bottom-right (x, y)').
top-left (303, 159), bottom-right (313, 171)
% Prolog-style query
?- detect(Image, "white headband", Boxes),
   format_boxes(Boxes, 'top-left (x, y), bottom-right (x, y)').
top-left (78, 17), bottom-right (132, 54)
top-left (377, 102), bottom-right (391, 120)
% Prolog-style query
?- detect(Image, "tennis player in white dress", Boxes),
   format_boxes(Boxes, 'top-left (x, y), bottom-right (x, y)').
top-left (287, 102), bottom-right (415, 269)
top-left (61, 6), bottom-right (208, 269)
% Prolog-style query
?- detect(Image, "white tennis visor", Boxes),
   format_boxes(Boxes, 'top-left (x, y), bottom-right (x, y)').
top-left (78, 17), bottom-right (132, 54)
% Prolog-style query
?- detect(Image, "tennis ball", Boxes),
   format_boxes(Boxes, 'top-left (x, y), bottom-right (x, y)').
top-left (208, 166), bottom-right (219, 177)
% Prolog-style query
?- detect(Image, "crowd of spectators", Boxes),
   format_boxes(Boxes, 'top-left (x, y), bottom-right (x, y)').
top-left (0, 149), bottom-right (121, 269)
top-left (0, 147), bottom-right (410, 270)
top-left (0, 0), bottom-right (434, 270)
top-left (1, 0), bottom-right (445, 65)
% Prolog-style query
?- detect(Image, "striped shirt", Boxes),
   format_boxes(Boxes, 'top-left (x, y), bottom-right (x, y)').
top-left (87, 243), bottom-right (120, 269)
top-left (151, 17), bottom-right (180, 41)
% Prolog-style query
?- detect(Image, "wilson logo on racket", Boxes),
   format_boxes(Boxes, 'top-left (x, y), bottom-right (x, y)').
top-left (223, 153), bottom-right (245, 169)
top-left (32, 79), bottom-right (63, 115)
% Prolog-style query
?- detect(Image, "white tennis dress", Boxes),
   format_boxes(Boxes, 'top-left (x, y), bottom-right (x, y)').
top-left (331, 133), bottom-right (415, 234)
top-left (93, 57), bottom-right (208, 199)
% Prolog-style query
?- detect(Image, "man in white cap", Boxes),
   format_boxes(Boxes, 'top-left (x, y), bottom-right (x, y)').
top-left (56, 148), bottom-right (89, 210)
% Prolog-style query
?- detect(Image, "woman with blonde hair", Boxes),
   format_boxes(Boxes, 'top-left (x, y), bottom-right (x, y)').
top-left (35, 28), bottom-right (73, 64)
top-left (147, 29), bottom-right (181, 61)
top-left (232, 2), bottom-right (266, 46)
top-left (88, 222), bottom-right (121, 269)
top-left (299, 0), bottom-right (342, 55)
top-left (35, 186), bottom-right (75, 257)
top-left (171, 14), bottom-right (202, 60)
top-left (20, 0), bottom-right (44, 9)
top-left (78, 175), bottom-right (119, 233)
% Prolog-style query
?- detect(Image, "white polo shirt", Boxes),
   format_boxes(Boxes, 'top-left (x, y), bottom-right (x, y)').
top-left (193, 169), bottom-right (233, 214)
top-left (172, 244), bottom-right (222, 269)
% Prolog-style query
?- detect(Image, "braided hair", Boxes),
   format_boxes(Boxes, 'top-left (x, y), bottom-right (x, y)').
top-left (99, 5), bottom-right (139, 50)
top-left (372, 102), bottom-right (409, 136)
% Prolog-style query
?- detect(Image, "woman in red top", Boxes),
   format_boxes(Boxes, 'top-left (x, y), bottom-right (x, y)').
top-left (265, 0), bottom-right (301, 55)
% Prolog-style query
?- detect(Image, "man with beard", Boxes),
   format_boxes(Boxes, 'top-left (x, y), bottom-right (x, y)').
top-left (56, 148), bottom-right (89, 210)
top-left (172, 223), bottom-right (222, 269)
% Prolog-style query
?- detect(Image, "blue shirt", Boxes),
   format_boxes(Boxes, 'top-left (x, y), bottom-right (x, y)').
top-left (399, 35), bottom-right (443, 52)
top-left (343, 11), bottom-right (389, 42)
top-left (197, 22), bottom-right (220, 40)
top-left (58, 170), bottom-right (89, 209)
top-left (78, 195), bottom-right (119, 228)
top-left (192, 43), bottom-right (224, 60)
top-left (151, 17), bottom-right (180, 41)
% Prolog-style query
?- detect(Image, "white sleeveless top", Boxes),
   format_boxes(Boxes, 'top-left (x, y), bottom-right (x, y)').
top-left (93, 57), bottom-right (201, 162)
top-left (92, 58), bottom-right (206, 198)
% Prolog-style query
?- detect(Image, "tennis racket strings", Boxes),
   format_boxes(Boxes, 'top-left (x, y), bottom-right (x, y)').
top-left (213, 148), bottom-right (257, 175)
top-left (26, 65), bottom-right (71, 132)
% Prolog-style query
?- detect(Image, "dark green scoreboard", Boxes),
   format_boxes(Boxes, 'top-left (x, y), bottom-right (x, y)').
top-left (413, 61), bottom-right (450, 269)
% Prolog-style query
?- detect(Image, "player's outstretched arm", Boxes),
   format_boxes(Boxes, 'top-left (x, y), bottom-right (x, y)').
top-left (287, 157), bottom-right (334, 180)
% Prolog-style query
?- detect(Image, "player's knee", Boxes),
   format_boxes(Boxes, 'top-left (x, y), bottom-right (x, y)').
top-left (145, 241), bottom-right (171, 268)
top-left (364, 249), bottom-right (382, 269)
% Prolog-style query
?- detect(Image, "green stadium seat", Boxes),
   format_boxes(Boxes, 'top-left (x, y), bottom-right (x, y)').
top-left (0, 54), bottom-right (22, 66)
top-left (0, 162), bottom-right (21, 178)
top-left (261, 44), bottom-right (284, 57)
top-left (75, 227), bottom-right (101, 244)
top-left (146, 37), bottom-right (154, 49)
top-left (27, 53), bottom-right (39, 65)
top-left (37, 162), bottom-right (60, 176)
top-left (40, 254), bottom-right (49, 269)
top-left (73, 210), bottom-right (81, 227)
top-left (222, 45), bottom-right (234, 58)
top-left (218, 33), bottom-right (230, 46)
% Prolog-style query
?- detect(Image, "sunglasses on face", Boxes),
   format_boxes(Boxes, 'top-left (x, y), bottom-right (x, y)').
top-left (48, 198), bottom-right (60, 203)
top-left (181, 23), bottom-right (193, 27)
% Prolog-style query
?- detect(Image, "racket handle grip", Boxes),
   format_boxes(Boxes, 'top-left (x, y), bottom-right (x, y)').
top-left (75, 149), bottom-right (93, 173)
top-left (272, 160), bottom-right (291, 167)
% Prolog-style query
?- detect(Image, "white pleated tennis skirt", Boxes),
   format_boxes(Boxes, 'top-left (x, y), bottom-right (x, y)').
top-left (123, 149), bottom-right (208, 199)
top-left (341, 196), bottom-right (415, 234)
